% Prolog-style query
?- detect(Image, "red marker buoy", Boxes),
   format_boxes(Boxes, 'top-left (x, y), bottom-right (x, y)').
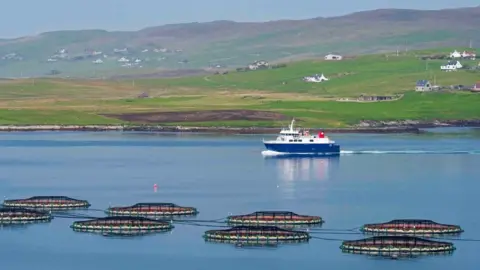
top-left (153, 184), bottom-right (158, 192)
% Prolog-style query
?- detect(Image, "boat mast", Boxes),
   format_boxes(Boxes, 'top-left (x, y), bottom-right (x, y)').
top-left (289, 119), bottom-right (295, 132)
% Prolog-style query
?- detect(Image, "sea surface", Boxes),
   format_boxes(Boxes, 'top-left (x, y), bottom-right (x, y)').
top-left (0, 128), bottom-right (479, 270)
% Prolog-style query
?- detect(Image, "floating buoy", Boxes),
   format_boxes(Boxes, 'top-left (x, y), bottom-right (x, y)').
top-left (2, 196), bottom-right (90, 211)
top-left (340, 236), bottom-right (455, 257)
top-left (361, 219), bottom-right (463, 236)
top-left (227, 211), bottom-right (323, 226)
top-left (153, 184), bottom-right (158, 192)
top-left (106, 202), bottom-right (198, 217)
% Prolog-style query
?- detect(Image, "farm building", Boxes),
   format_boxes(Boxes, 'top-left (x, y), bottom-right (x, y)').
top-left (248, 60), bottom-right (269, 70)
top-left (461, 51), bottom-right (476, 60)
top-left (440, 61), bottom-right (462, 71)
top-left (324, 54), bottom-right (343, 60)
top-left (415, 80), bottom-right (432, 91)
top-left (472, 82), bottom-right (480, 92)
top-left (449, 50), bottom-right (461, 58)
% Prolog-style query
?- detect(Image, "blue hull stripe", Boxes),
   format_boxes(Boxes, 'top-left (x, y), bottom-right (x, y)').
top-left (264, 143), bottom-right (340, 154)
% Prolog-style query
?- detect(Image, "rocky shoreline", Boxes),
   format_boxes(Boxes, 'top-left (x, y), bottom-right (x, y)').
top-left (356, 119), bottom-right (480, 128)
top-left (0, 120), bottom-right (477, 134)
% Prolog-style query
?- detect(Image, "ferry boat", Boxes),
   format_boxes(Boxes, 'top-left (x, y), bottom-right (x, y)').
top-left (263, 119), bottom-right (340, 155)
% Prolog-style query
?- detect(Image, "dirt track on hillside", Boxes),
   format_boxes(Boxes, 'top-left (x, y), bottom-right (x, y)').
top-left (102, 110), bottom-right (289, 123)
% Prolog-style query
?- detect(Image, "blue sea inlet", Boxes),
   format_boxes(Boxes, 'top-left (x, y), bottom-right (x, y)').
top-left (0, 127), bottom-right (479, 270)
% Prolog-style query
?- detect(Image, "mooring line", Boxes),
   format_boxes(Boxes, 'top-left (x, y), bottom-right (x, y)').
top-left (173, 222), bottom-right (231, 228)
top-left (86, 209), bottom-right (106, 212)
top-left (308, 231), bottom-right (363, 236)
top-left (53, 213), bottom-right (101, 219)
top-left (430, 237), bottom-right (480, 242)
top-left (310, 236), bottom-right (345, 241)
top-left (306, 227), bottom-right (361, 232)
top-left (170, 217), bottom-right (227, 223)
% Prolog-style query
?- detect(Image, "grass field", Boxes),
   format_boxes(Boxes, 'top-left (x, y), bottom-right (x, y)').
top-left (136, 49), bottom-right (479, 97)
top-left (0, 48), bottom-right (479, 127)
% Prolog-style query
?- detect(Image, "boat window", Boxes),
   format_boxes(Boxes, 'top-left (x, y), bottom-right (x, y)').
top-left (310, 140), bottom-right (314, 142)
top-left (289, 140), bottom-right (293, 142)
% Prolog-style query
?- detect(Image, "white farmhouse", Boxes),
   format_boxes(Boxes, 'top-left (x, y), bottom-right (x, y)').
top-left (440, 60), bottom-right (462, 71)
top-left (324, 54), bottom-right (343, 60)
top-left (117, 57), bottom-right (129, 62)
top-left (449, 50), bottom-right (462, 58)
top-left (303, 73), bottom-right (329, 82)
top-left (248, 60), bottom-right (269, 70)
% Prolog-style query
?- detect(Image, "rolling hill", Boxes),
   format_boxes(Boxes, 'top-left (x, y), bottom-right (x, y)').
top-left (0, 6), bottom-right (479, 78)
top-left (0, 48), bottom-right (479, 127)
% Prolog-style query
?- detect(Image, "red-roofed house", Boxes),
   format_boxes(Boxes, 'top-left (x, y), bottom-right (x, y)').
top-left (462, 51), bottom-right (476, 60)
top-left (472, 82), bottom-right (480, 92)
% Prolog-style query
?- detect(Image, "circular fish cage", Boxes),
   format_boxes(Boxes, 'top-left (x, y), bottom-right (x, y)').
top-left (106, 202), bottom-right (198, 217)
top-left (340, 236), bottom-right (455, 256)
top-left (70, 216), bottom-right (174, 235)
top-left (0, 208), bottom-right (52, 225)
top-left (203, 226), bottom-right (310, 244)
top-left (226, 211), bottom-right (323, 226)
top-left (2, 196), bottom-right (90, 211)
top-left (361, 219), bottom-right (463, 236)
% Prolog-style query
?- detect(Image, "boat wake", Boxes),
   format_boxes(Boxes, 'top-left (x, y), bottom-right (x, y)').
top-left (261, 150), bottom-right (338, 157)
top-left (340, 150), bottom-right (480, 155)
top-left (261, 150), bottom-right (480, 156)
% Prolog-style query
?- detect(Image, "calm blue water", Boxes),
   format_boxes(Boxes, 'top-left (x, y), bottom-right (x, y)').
top-left (0, 128), bottom-right (479, 270)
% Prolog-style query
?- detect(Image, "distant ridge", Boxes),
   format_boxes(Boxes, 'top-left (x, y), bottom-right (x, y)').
top-left (0, 6), bottom-right (479, 78)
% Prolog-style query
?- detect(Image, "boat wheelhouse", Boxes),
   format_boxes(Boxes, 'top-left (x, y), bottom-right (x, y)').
top-left (0, 208), bottom-right (52, 224)
top-left (71, 216), bottom-right (173, 234)
top-left (203, 226), bottom-right (310, 243)
top-left (2, 196), bottom-right (90, 210)
top-left (227, 211), bottom-right (323, 226)
top-left (340, 236), bottom-right (455, 255)
top-left (106, 202), bottom-right (198, 217)
top-left (361, 219), bottom-right (463, 235)
top-left (263, 119), bottom-right (340, 155)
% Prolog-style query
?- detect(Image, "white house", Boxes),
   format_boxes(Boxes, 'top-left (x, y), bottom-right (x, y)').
top-left (248, 60), bottom-right (269, 70)
top-left (440, 60), bottom-right (462, 71)
top-left (324, 54), bottom-right (343, 60)
top-left (92, 59), bottom-right (103, 64)
top-left (117, 57), bottom-right (129, 62)
top-left (450, 50), bottom-right (462, 58)
top-left (303, 73), bottom-right (329, 83)
top-left (113, 48), bottom-right (128, 53)
top-left (461, 51), bottom-right (476, 60)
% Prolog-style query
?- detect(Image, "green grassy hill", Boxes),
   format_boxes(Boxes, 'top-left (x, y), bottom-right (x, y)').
top-left (137, 50), bottom-right (479, 97)
top-left (0, 48), bottom-right (478, 127)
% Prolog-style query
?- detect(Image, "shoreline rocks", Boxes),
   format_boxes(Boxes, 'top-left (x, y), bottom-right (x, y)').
top-left (0, 120), bottom-right (477, 134)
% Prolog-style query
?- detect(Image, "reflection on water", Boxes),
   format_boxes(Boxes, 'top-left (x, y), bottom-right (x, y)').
top-left (264, 156), bottom-right (340, 182)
